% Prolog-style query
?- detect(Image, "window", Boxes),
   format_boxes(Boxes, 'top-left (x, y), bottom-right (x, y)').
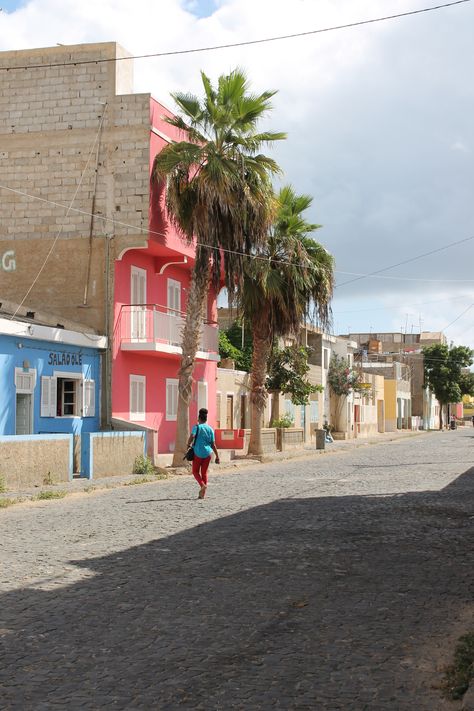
top-left (40, 374), bottom-right (95, 418)
top-left (197, 381), bottom-right (208, 411)
top-left (130, 375), bottom-right (146, 421)
top-left (15, 368), bottom-right (36, 393)
top-left (240, 394), bottom-right (247, 429)
top-left (216, 392), bottom-right (221, 429)
top-left (323, 348), bottom-right (329, 370)
top-left (284, 398), bottom-right (295, 421)
top-left (167, 279), bottom-right (181, 314)
top-left (131, 266), bottom-right (147, 340)
top-left (58, 378), bottom-right (79, 416)
top-left (310, 399), bottom-right (319, 423)
top-left (166, 378), bottom-right (178, 421)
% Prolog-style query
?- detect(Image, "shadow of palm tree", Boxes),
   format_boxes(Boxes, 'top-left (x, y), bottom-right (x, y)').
top-left (1, 468), bottom-right (473, 710)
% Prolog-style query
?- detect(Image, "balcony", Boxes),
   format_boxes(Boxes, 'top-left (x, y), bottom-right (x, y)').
top-left (118, 304), bottom-right (219, 361)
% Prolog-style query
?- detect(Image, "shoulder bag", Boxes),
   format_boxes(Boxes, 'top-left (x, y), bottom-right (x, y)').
top-left (184, 425), bottom-right (200, 461)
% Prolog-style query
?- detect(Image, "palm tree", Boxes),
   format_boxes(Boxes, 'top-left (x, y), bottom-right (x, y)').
top-left (240, 185), bottom-right (335, 457)
top-left (153, 69), bottom-right (286, 465)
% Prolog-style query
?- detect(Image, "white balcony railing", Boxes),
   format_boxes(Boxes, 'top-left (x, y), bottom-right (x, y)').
top-left (118, 304), bottom-right (218, 355)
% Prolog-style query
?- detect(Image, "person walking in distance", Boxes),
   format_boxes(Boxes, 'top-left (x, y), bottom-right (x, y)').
top-left (187, 408), bottom-right (220, 499)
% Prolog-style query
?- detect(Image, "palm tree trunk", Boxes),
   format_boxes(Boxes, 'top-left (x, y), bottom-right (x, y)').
top-left (248, 311), bottom-right (272, 457)
top-left (269, 390), bottom-right (279, 427)
top-left (172, 257), bottom-right (210, 466)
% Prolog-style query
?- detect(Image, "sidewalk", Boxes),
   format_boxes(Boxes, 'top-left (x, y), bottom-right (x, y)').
top-left (1, 429), bottom-right (430, 505)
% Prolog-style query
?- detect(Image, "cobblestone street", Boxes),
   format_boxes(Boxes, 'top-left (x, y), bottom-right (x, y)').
top-left (1, 429), bottom-right (473, 710)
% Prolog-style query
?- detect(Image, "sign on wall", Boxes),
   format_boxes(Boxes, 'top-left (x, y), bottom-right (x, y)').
top-left (1, 250), bottom-right (16, 272)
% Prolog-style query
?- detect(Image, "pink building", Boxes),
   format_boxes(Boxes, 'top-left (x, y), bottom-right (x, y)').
top-left (0, 41), bottom-right (219, 463)
top-left (112, 98), bottom-right (219, 459)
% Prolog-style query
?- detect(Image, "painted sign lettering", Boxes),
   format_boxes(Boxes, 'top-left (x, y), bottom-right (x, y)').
top-left (48, 352), bottom-right (83, 366)
top-left (1, 250), bottom-right (16, 272)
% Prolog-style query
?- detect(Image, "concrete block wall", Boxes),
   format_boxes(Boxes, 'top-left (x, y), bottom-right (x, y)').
top-left (81, 430), bottom-right (146, 478)
top-left (0, 434), bottom-right (73, 489)
top-left (0, 42), bottom-right (151, 333)
top-left (277, 427), bottom-right (304, 451)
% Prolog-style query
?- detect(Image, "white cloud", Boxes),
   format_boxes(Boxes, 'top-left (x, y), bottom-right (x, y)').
top-left (1, 0), bottom-right (474, 349)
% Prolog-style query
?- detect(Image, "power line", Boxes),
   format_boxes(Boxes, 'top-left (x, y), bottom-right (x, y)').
top-left (2, 182), bottom-right (474, 286)
top-left (0, 0), bottom-right (470, 72)
top-left (443, 303), bottom-right (474, 330)
top-left (336, 271), bottom-right (474, 283)
top-left (0, 178), bottom-right (474, 289)
top-left (336, 234), bottom-right (474, 288)
top-left (9, 106), bottom-right (108, 320)
top-left (333, 293), bottom-right (473, 314)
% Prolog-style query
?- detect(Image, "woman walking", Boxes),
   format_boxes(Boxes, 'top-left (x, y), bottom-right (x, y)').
top-left (187, 408), bottom-right (219, 499)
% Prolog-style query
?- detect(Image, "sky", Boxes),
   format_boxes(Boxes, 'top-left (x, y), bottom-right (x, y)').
top-left (1, 0), bottom-right (474, 349)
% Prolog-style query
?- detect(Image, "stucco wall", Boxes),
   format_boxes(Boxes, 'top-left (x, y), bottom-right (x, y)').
top-left (384, 380), bottom-right (397, 432)
top-left (0, 434), bottom-right (72, 489)
top-left (82, 431), bottom-right (145, 478)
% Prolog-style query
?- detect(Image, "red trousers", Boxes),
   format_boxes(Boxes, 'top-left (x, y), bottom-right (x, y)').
top-left (192, 455), bottom-right (211, 487)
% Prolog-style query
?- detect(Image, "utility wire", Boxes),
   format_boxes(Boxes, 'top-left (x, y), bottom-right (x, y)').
top-left (0, 0), bottom-right (470, 72)
top-left (333, 293), bottom-right (473, 314)
top-left (9, 106), bottom-right (108, 320)
top-left (336, 234), bottom-right (474, 288)
top-left (443, 303), bottom-right (474, 330)
top-left (2, 182), bottom-right (474, 285)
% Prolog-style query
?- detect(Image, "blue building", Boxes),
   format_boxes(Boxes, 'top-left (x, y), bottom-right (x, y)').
top-left (0, 316), bottom-right (106, 437)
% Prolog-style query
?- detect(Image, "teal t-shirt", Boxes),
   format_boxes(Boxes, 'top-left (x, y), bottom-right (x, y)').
top-left (191, 423), bottom-right (215, 459)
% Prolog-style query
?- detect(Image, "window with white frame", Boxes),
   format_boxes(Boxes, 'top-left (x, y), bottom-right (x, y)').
top-left (130, 375), bottom-right (146, 421)
top-left (166, 378), bottom-right (179, 421)
top-left (41, 373), bottom-right (95, 418)
top-left (197, 381), bottom-right (208, 411)
top-left (167, 279), bottom-right (181, 314)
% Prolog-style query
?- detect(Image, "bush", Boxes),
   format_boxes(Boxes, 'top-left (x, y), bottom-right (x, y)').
top-left (36, 490), bottom-right (67, 500)
top-left (271, 414), bottom-right (295, 428)
top-left (133, 455), bottom-right (155, 476)
top-left (441, 632), bottom-right (474, 699)
top-left (0, 475), bottom-right (7, 494)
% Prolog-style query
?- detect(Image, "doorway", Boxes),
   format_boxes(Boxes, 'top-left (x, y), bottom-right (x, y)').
top-left (16, 393), bottom-right (33, 435)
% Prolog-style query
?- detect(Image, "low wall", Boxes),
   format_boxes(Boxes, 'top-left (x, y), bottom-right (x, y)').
top-left (110, 418), bottom-right (158, 464)
top-left (82, 431), bottom-right (146, 479)
top-left (357, 423), bottom-right (379, 438)
top-left (277, 427), bottom-right (304, 451)
top-left (215, 428), bottom-right (246, 450)
top-left (0, 434), bottom-right (73, 489)
top-left (261, 428), bottom-right (277, 454)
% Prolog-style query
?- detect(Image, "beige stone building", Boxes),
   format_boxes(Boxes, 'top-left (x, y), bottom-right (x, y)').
top-left (0, 42), bottom-right (151, 335)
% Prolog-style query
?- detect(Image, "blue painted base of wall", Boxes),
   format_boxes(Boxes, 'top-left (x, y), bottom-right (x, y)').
top-left (81, 431), bottom-right (146, 479)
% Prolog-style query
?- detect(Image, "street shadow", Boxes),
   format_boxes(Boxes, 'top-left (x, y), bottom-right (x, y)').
top-left (125, 498), bottom-right (196, 503)
top-left (1, 468), bottom-right (473, 710)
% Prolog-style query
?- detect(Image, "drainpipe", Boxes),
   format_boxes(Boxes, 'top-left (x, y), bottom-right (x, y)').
top-left (82, 103), bottom-right (107, 307)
